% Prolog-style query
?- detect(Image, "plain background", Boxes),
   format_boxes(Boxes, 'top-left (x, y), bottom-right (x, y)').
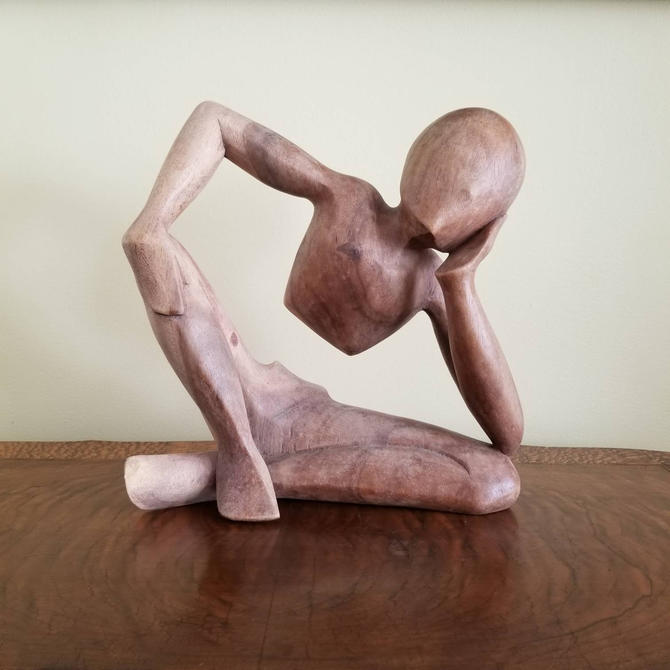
top-left (1, 1), bottom-right (668, 451)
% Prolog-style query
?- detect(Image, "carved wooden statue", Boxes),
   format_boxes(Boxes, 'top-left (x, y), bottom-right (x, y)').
top-left (123, 103), bottom-right (525, 521)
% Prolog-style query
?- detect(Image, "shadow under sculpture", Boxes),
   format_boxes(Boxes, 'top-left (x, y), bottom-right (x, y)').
top-left (123, 103), bottom-right (525, 522)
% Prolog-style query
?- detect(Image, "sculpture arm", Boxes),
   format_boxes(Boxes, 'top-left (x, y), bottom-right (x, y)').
top-left (426, 218), bottom-right (523, 456)
top-left (424, 296), bottom-right (460, 392)
top-left (122, 101), bottom-right (337, 314)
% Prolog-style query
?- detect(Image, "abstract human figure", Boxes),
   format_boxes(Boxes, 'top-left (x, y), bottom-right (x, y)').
top-left (122, 102), bottom-right (525, 521)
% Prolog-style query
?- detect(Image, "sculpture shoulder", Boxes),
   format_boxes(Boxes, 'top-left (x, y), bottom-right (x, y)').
top-left (200, 100), bottom-right (385, 211)
top-left (329, 173), bottom-right (385, 204)
top-left (313, 173), bottom-right (388, 226)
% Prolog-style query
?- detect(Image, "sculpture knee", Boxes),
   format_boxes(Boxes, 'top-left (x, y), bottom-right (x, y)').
top-left (192, 100), bottom-right (225, 119)
top-left (465, 454), bottom-right (520, 514)
top-left (122, 229), bottom-right (185, 316)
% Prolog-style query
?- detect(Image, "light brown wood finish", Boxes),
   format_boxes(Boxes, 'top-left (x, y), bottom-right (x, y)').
top-left (1, 452), bottom-right (669, 669)
top-left (3, 440), bottom-right (668, 465)
top-left (122, 103), bottom-right (525, 521)
top-left (0, 440), bottom-right (670, 468)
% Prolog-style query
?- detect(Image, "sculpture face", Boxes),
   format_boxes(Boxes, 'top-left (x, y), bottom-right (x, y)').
top-left (399, 108), bottom-right (525, 252)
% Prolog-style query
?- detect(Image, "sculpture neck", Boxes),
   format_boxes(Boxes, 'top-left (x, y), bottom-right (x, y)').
top-left (383, 202), bottom-right (434, 250)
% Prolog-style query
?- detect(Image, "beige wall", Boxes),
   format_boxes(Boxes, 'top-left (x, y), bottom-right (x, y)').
top-left (1, 1), bottom-right (669, 450)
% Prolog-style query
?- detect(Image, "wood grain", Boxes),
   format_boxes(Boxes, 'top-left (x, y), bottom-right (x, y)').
top-left (1, 456), bottom-right (668, 669)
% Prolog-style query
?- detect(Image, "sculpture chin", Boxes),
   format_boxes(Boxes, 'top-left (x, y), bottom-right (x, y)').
top-left (405, 209), bottom-right (485, 253)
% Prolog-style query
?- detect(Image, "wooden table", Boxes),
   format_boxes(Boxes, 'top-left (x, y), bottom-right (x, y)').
top-left (1, 442), bottom-right (669, 669)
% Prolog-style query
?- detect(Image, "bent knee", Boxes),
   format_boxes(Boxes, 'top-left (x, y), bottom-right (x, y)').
top-left (465, 454), bottom-right (520, 514)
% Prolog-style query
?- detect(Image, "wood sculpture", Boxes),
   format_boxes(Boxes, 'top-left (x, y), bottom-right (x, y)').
top-left (122, 103), bottom-right (526, 521)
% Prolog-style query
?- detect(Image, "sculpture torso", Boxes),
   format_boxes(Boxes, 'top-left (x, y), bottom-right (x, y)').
top-left (284, 176), bottom-right (440, 355)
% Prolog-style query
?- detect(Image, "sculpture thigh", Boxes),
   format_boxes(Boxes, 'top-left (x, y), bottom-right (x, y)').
top-left (126, 439), bottom-right (520, 516)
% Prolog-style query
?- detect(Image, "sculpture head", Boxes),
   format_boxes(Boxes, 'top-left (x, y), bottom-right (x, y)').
top-left (399, 108), bottom-right (525, 252)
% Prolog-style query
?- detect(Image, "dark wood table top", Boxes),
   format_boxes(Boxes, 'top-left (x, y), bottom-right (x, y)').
top-left (1, 442), bottom-right (669, 669)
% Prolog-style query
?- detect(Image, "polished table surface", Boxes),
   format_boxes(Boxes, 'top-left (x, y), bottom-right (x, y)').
top-left (1, 442), bottom-right (669, 669)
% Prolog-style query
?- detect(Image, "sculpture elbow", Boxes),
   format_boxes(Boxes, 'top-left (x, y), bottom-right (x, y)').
top-left (491, 417), bottom-right (524, 458)
top-left (495, 437), bottom-right (521, 459)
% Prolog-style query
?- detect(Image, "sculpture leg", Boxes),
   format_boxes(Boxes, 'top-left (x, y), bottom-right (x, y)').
top-left (126, 233), bottom-right (278, 522)
top-left (268, 395), bottom-right (521, 514)
top-left (126, 396), bottom-right (520, 515)
top-left (268, 442), bottom-right (518, 515)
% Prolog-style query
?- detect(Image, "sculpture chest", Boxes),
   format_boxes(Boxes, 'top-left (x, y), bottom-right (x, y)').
top-left (283, 211), bottom-right (423, 356)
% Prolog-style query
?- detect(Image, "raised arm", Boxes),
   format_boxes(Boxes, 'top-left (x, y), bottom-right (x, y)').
top-left (425, 217), bottom-right (523, 456)
top-left (136, 101), bottom-right (334, 228)
top-left (122, 101), bottom-right (337, 314)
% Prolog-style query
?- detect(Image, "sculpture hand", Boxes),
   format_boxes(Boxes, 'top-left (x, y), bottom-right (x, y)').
top-left (435, 215), bottom-right (506, 283)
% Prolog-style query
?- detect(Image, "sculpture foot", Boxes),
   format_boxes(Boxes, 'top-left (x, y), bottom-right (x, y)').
top-left (215, 447), bottom-right (279, 522)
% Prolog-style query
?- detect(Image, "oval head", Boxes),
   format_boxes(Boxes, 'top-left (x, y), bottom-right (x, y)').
top-left (400, 108), bottom-right (525, 252)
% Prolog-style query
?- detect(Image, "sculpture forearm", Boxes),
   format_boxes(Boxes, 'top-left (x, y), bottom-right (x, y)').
top-left (438, 274), bottom-right (523, 456)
